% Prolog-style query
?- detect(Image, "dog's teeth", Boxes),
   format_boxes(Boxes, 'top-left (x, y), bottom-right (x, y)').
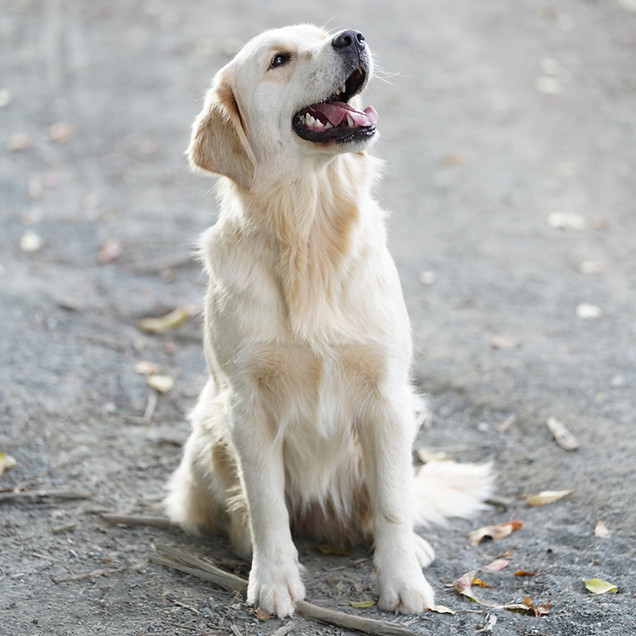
top-left (346, 115), bottom-right (354, 127)
top-left (306, 114), bottom-right (316, 126)
top-left (339, 84), bottom-right (347, 95)
top-left (325, 122), bottom-right (333, 129)
top-left (314, 119), bottom-right (324, 128)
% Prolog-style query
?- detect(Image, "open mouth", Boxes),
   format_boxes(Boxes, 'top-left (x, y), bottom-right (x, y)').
top-left (292, 67), bottom-right (378, 143)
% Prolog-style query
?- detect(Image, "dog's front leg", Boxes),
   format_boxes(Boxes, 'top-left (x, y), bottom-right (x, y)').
top-left (360, 392), bottom-right (435, 613)
top-left (230, 400), bottom-right (305, 619)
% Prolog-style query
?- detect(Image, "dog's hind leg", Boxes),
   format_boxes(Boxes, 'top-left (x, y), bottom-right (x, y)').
top-left (165, 382), bottom-right (252, 556)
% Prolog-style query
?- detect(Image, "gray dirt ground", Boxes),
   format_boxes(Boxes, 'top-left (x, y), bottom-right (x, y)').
top-left (1, 0), bottom-right (635, 634)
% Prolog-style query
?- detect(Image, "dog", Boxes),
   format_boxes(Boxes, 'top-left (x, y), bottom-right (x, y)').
top-left (165, 24), bottom-right (494, 618)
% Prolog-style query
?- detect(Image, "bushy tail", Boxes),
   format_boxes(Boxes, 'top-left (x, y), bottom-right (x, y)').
top-left (413, 460), bottom-right (495, 527)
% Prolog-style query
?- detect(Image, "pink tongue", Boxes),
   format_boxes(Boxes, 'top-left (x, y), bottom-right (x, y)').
top-left (310, 102), bottom-right (378, 127)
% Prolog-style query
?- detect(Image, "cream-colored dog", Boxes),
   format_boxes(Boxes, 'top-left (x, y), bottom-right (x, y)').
top-left (165, 24), bottom-right (494, 618)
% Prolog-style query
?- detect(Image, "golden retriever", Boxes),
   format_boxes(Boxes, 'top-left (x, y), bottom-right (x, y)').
top-left (165, 24), bottom-right (494, 618)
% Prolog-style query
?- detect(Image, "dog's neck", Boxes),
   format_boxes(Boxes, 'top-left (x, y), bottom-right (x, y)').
top-left (234, 152), bottom-right (383, 340)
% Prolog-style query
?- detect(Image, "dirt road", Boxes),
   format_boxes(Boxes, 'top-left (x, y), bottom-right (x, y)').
top-left (1, 1), bottom-right (634, 634)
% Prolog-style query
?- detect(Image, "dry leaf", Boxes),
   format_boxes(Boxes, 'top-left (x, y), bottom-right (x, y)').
top-left (453, 570), bottom-right (479, 602)
top-left (47, 122), bottom-right (76, 143)
top-left (576, 303), bottom-right (602, 319)
top-left (147, 375), bottom-right (174, 393)
top-left (583, 578), bottom-right (618, 595)
top-left (134, 361), bottom-right (159, 376)
top-left (514, 570), bottom-right (538, 577)
top-left (349, 599), bottom-right (376, 609)
top-left (8, 132), bottom-right (32, 151)
top-left (473, 578), bottom-right (493, 588)
top-left (547, 211), bottom-right (585, 230)
top-left (536, 76), bottom-right (562, 94)
top-left (0, 452), bottom-right (17, 476)
top-left (502, 596), bottom-right (551, 616)
top-left (469, 520), bottom-right (523, 547)
top-left (138, 307), bottom-right (190, 334)
top-left (579, 260), bottom-right (604, 275)
top-left (545, 417), bottom-right (579, 451)
top-left (254, 608), bottom-right (271, 620)
top-left (416, 447), bottom-right (450, 463)
top-left (0, 89), bottom-right (11, 107)
top-left (490, 336), bottom-right (520, 350)
top-left (429, 605), bottom-right (456, 615)
top-left (98, 238), bottom-right (122, 264)
top-left (594, 519), bottom-right (611, 539)
top-left (484, 558), bottom-right (510, 571)
top-left (314, 544), bottom-right (352, 556)
top-left (20, 230), bottom-right (44, 253)
top-left (526, 489), bottom-right (572, 507)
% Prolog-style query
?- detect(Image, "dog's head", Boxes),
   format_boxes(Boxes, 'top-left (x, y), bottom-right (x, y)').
top-left (188, 24), bottom-right (377, 190)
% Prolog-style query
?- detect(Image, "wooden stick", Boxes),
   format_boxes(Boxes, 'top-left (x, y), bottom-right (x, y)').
top-left (0, 489), bottom-right (91, 504)
top-left (99, 513), bottom-right (172, 528)
top-left (155, 544), bottom-right (423, 636)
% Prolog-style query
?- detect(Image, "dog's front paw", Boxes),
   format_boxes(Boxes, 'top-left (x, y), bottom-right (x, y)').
top-left (377, 563), bottom-right (435, 614)
top-left (247, 558), bottom-right (305, 618)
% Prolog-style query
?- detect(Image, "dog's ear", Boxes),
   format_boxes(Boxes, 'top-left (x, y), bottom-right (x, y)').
top-left (187, 75), bottom-right (256, 190)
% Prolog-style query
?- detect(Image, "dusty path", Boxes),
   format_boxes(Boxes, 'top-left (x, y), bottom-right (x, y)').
top-left (1, 1), bottom-right (635, 634)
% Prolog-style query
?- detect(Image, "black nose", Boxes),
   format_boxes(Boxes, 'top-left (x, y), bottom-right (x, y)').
top-left (332, 29), bottom-right (366, 51)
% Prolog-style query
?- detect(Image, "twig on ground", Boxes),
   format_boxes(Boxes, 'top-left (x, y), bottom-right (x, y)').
top-left (99, 512), bottom-right (172, 528)
top-left (154, 544), bottom-right (423, 636)
top-left (0, 489), bottom-right (91, 504)
top-left (271, 621), bottom-right (298, 636)
top-left (52, 566), bottom-right (130, 584)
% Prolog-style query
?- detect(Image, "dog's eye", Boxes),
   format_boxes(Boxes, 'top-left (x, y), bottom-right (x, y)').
top-left (269, 52), bottom-right (291, 69)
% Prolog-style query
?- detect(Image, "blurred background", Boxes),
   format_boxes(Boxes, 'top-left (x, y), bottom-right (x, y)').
top-left (1, 1), bottom-right (635, 634)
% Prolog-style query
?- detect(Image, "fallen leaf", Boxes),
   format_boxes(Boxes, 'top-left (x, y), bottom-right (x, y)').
top-left (547, 211), bottom-right (585, 230)
top-left (484, 558), bottom-right (510, 571)
top-left (0, 452), bottom-right (17, 476)
top-left (0, 89), bottom-right (11, 107)
top-left (349, 599), bottom-right (375, 609)
top-left (47, 122), bottom-right (76, 143)
top-left (469, 520), bottom-right (523, 547)
top-left (134, 361), bottom-right (159, 376)
top-left (138, 307), bottom-right (190, 334)
top-left (147, 375), bottom-right (174, 393)
top-left (20, 230), bottom-right (44, 253)
top-left (576, 303), bottom-right (602, 319)
top-left (594, 519), bottom-right (611, 539)
top-left (443, 150), bottom-right (467, 165)
top-left (514, 571), bottom-right (538, 577)
top-left (419, 271), bottom-right (436, 285)
top-left (8, 132), bottom-right (32, 151)
top-left (502, 596), bottom-right (551, 616)
top-left (453, 570), bottom-right (479, 602)
top-left (579, 260), bottom-right (604, 275)
top-left (525, 489), bottom-right (572, 507)
top-left (314, 544), bottom-right (352, 556)
top-left (475, 614), bottom-right (497, 633)
top-left (473, 578), bottom-right (493, 588)
top-left (583, 578), bottom-right (618, 595)
top-left (98, 238), bottom-right (122, 264)
top-left (490, 336), bottom-right (520, 350)
top-left (545, 416), bottom-right (579, 451)
top-left (429, 605), bottom-right (456, 615)
top-left (254, 608), bottom-right (271, 620)
top-left (536, 76), bottom-right (562, 94)
top-left (416, 447), bottom-right (450, 463)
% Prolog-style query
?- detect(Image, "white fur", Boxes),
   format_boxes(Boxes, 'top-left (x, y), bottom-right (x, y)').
top-left (165, 24), bottom-right (494, 618)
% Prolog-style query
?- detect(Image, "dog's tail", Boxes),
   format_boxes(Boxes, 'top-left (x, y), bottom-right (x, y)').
top-left (413, 460), bottom-right (495, 527)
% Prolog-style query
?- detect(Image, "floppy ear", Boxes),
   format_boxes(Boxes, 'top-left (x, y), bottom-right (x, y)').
top-left (187, 76), bottom-right (256, 190)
